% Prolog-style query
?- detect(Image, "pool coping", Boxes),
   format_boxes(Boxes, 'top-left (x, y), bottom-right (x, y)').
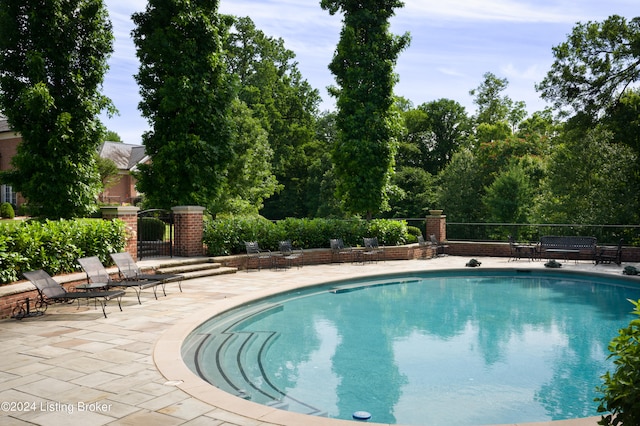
top-left (154, 263), bottom-right (613, 426)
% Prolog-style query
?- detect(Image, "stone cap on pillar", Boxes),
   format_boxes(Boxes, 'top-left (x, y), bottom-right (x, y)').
top-left (100, 206), bottom-right (140, 216)
top-left (171, 205), bottom-right (206, 214)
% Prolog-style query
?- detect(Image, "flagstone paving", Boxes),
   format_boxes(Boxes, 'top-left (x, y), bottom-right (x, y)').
top-left (0, 256), bottom-right (629, 426)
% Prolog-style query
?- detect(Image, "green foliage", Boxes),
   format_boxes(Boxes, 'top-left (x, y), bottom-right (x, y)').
top-left (537, 15), bottom-right (640, 119)
top-left (436, 149), bottom-right (485, 222)
top-left (138, 217), bottom-right (166, 241)
top-left (203, 216), bottom-right (409, 256)
top-left (209, 99), bottom-right (279, 216)
top-left (596, 299), bottom-right (640, 425)
top-left (386, 166), bottom-right (435, 218)
top-left (405, 99), bottom-right (471, 174)
top-left (470, 72), bottom-right (525, 130)
top-left (132, 0), bottom-right (235, 209)
top-left (0, 202), bottom-right (15, 219)
top-left (223, 16), bottom-right (321, 219)
top-left (0, 219), bottom-right (125, 284)
top-left (536, 127), bottom-right (639, 224)
top-left (406, 226), bottom-right (422, 244)
top-left (482, 163), bottom-right (533, 224)
top-left (0, 0), bottom-right (114, 218)
top-left (322, 0), bottom-right (410, 218)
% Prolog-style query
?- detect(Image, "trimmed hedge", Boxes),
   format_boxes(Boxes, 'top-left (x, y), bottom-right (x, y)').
top-left (203, 216), bottom-right (409, 256)
top-left (0, 219), bottom-right (126, 284)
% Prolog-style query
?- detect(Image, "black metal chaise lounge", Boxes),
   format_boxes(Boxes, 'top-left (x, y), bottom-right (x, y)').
top-left (77, 256), bottom-right (162, 305)
top-left (23, 270), bottom-right (126, 318)
top-left (244, 241), bottom-right (272, 271)
top-left (330, 238), bottom-right (356, 263)
top-left (363, 237), bottom-right (385, 262)
top-left (275, 240), bottom-right (304, 269)
top-left (110, 252), bottom-right (183, 293)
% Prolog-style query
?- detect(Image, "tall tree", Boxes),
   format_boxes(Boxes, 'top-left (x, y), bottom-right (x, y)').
top-left (321, 0), bottom-right (410, 219)
top-left (0, 0), bottom-right (114, 218)
top-left (209, 99), bottom-right (279, 216)
top-left (132, 0), bottom-right (235, 209)
top-left (405, 99), bottom-right (471, 174)
top-left (537, 15), bottom-right (640, 120)
top-left (470, 72), bottom-right (526, 131)
top-left (223, 16), bottom-right (320, 219)
top-left (536, 127), bottom-right (639, 225)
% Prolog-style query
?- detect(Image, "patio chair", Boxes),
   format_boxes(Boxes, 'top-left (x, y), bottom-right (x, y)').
top-left (417, 235), bottom-right (431, 259)
top-left (275, 240), bottom-right (304, 269)
top-left (244, 241), bottom-right (272, 271)
top-left (23, 270), bottom-right (126, 318)
top-left (330, 238), bottom-right (354, 263)
top-left (595, 238), bottom-right (623, 265)
top-left (77, 256), bottom-right (162, 304)
top-left (363, 237), bottom-right (385, 262)
top-left (430, 234), bottom-right (449, 257)
top-left (110, 252), bottom-right (183, 293)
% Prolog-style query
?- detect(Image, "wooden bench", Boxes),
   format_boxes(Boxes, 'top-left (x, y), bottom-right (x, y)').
top-left (539, 236), bottom-right (597, 263)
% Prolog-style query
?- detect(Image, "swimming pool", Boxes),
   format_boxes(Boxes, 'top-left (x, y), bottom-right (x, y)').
top-left (181, 269), bottom-right (640, 426)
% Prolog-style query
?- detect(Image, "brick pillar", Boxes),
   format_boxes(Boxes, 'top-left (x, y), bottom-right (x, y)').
top-left (426, 210), bottom-right (446, 242)
top-left (172, 206), bottom-right (205, 257)
top-left (101, 206), bottom-right (139, 260)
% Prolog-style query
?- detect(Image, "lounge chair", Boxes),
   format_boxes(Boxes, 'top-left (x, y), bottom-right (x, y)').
top-left (417, 235), bottom-right (431, 259)
top-left (23, 270), bottom-right (126, 318)
top-left (330, 238), bottom-right (353, 263)
top-left (110, 252), bottom-right (183, 293)
top-left (430, 234), bottom-right (449, 257)
top-left (77, 256), bottom-right (162, 304)
top-left (363, 237), bottom-right (385, 262)
top-left (244, 241), bottom-right (272, 271)
top-left (275, 240), bottom-right (303, 269)
top-left (596, 238), bottom-right (623, 265)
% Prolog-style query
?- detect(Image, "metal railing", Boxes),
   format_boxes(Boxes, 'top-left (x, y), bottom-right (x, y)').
top-left (446, 222), bottom-right (640, 246)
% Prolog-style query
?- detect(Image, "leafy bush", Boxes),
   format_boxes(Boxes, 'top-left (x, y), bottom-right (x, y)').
top-left (0, 219), bottom-right (126, 284)
top-left (203, 216), bottom-right (409, 256)
top-left (596, 299), bottom-right (640, 425)
top-left (138, 217), bottom-right (166, 241)
top-left (406, 225), bottom-right (422, 243)
top-left (0, 202), bottom-right (15, 219)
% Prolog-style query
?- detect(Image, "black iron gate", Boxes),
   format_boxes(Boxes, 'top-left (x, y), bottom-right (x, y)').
top-left (137, 209), bottom-right (173, 259)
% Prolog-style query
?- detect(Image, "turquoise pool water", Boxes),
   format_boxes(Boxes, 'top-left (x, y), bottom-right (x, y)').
top-left (182, 270), bottom-right (640, 426)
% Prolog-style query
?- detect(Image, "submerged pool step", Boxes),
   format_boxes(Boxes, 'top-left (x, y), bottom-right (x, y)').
top-left (195, 330), bottom-right (282, 402)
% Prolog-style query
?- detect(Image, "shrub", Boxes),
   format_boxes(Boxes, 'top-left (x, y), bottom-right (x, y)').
top-left (203, 217), bottom-right (409, 256)
top-left (0, 218), bottom-right (126, 284)
top-left (596, 299), bottom-right (640, 425)
top-left (406, 226), bottom-right (422, 244)
top-left (0, 202), bottom-right (14, 219)
top-left (138, 217), bottom-right (166, 241)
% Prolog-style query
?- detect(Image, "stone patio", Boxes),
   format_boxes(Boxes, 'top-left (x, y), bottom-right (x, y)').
top-left (0, 256), bottom-right (631, 426)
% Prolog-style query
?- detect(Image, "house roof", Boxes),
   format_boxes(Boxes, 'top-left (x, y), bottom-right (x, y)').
top-left (98, 141), bottom-right (148, 171)
top-left (0, 114), bottom-right (10, 133)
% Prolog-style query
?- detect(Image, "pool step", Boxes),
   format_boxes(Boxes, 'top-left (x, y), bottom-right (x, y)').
top-left (143, 257), bottom-right (238, 280)
top-left (188, 325), bottom-right (325, 416)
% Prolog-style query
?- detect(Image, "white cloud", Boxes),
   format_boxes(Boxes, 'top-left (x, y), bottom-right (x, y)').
top-left (99, 0), bottom-right (640, 143)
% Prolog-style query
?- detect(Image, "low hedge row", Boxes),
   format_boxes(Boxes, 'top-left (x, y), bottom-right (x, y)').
top-left (203, 217), bottom-right (411, 256)
top-left (0, 219), bottom-right (126, 284)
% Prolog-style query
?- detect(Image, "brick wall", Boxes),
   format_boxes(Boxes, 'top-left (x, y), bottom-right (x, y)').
top-left (172, 206), bottom-right (206, 257)
top-left (101, 206), bottom-right (139, 260)
top-left (214, 244), bottom-right (436, 270)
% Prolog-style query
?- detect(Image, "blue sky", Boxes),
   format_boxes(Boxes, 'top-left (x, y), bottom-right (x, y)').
top-left (101, 0), bottom-right (639, 144)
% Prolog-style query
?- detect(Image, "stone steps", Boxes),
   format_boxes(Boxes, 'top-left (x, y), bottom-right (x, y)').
top-left (144, 257), bottom-right (238, 280)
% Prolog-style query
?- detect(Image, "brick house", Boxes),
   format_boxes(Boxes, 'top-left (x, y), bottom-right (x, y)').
top-left (97, 141), bottom-right (148, 205)
top-left (0, 114), bottom-right (147, 209)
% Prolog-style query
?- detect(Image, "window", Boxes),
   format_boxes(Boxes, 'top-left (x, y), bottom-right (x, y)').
top-left (1, 184), bottom-right (16, 206)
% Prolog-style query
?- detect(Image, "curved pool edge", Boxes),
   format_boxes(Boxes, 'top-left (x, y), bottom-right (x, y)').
top-left (154, 262), bottom-right (615, 426)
